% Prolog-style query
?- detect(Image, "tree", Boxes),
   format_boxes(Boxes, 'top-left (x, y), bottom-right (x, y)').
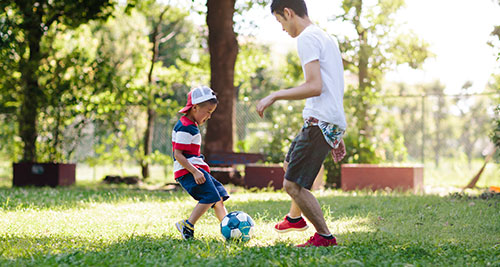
top-left (332, 0), bottom-right (431, 163)
top-left (487, 5), bottom-right (500, 159)
top-left (203, 0), bottom-right (239, 155)
top-left (135, 2), bottom-right (192, 179)
top-left (424, 81), bottom-right (447, 167)
top-left (83, 6), bottom-right (200, 177)
top-left (1, 0), bottom-right (115, 162)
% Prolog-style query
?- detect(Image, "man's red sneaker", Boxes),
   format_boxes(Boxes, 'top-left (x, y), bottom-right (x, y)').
top-left (274, 216), bottom-right (309, 233)
top-left (296, 233), bottom-right (338, 247)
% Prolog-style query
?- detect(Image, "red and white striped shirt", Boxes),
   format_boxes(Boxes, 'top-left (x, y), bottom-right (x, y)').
top-left (171, 116), bottom-right (210, 179)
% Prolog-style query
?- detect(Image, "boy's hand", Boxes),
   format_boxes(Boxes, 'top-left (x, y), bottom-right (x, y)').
top-left (256, 94), bottom-right (276, 118)
top-left (193, 169), bottom-right (206, 184)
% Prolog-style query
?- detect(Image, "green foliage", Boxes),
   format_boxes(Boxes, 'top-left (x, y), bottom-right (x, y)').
top-left (488, 25), bottom-right (500, 62)
top-left (0, 6), bottom-right (23, 160)
top-left (83, 5), bottom-right (209, 171)
top-left (262, 102), bottom-right (304, 163)
top-left (334, 0), bottom-right (431, 163)
top-left (0, 187), bottom-right (498, 265)
top-left (488, 14), bottom-right (500, 158)
top-left (255, 52), bottom-right (305, 163)
top-left (0, 0), bottom-right (116, 162)
top-left (0, 2), bottom-right (205, 166)
top-left (493, 105), bottom-right (500, 155)
top-left (234, 42), bottom-right (275, 99)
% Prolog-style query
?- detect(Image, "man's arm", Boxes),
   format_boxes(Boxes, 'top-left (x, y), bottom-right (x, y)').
top-left (174, 149), bottom-right (206, 184)
top-left (257, 60), bottom-right (322, 117)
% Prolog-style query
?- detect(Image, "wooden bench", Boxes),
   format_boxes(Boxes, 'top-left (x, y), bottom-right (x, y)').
top-left (206, 152), bottom-right (265, 186)
top-left (206, 152), bottom-right (325, 190)
top-left (206, 152), bottom-right (265, 166)
top-left (206, 151), bottom-right (283, 189)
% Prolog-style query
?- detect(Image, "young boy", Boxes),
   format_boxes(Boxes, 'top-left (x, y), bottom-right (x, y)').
top-left (173, 85), bottom-right (229, 240)
top-left (256, 0), bottom-right (347, 247)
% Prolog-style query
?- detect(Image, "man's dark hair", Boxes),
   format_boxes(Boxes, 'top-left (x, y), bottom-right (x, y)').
top-left (271, 0), bottom-right (308, 18)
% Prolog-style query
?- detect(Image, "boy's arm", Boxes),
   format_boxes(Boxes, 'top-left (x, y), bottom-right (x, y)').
top-left (257, 60), bottom-right (322, 117)
top-left (174, 149), bottom-right (206, 184)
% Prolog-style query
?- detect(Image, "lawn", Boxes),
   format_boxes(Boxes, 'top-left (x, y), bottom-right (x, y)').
top-left (0, 183), bottom-right (499, 266)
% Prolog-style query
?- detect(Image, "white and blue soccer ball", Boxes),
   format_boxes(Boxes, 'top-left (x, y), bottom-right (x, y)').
top-left (220, 211), bottom-right (255, 242)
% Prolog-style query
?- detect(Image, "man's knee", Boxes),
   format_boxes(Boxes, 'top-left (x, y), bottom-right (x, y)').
top-left (283, 179), bottom-right (301, 196)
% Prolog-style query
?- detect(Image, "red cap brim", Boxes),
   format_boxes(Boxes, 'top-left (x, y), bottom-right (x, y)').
top-left (179, 104), bottom-right (193, 113)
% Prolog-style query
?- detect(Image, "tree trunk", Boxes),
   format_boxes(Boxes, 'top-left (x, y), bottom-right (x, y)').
top-left (142, 108), bottom-right (156, 179)
top-left (141, 6), bottom-right (169, 179)
top-left (19, 9), bottom-right (44, 162)
top-left (434, 95), bottom-right (443, 167)
top-left (205, 0), bottom-right (238, 155)
top-left (353, 0), bottom-right (371, 140)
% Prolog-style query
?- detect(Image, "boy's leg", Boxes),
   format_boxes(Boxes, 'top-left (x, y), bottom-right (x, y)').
top-left (176, 202), bottom-right (212, 240)
top-left (176, 169), bottom-right (229, 239)
top-left (213, 198), bottom-right (227, 222)
top-left (188, 202), bottom-right (212, 225)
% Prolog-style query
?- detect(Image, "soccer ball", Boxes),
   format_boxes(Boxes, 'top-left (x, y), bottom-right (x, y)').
top-left (220, 211), bottom-right (255, 242)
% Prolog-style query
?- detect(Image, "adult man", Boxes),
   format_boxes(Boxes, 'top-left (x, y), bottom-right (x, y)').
top-left (256, 0), bottom-right (346, 247)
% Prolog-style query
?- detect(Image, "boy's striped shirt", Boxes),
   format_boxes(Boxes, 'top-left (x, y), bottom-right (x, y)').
top-left (171, 116), bottom-right (210, 178)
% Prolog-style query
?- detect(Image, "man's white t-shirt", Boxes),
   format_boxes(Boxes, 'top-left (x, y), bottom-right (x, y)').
top-left (297, 24), bottom-right (347, 130)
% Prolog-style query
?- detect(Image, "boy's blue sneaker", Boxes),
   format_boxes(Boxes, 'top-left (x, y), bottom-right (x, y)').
top-left (176, 220), bottom-right (194, 240)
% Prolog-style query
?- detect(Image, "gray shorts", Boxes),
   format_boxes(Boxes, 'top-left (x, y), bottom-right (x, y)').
top-left (285, 126), bottom-right (331, 190)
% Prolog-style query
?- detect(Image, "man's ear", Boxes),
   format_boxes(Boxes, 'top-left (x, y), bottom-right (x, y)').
top-left (283, 7), bottom-right (293, 19)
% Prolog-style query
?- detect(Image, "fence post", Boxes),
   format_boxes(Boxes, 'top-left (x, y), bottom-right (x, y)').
top-left (421, 94), bottom-right (426, 164)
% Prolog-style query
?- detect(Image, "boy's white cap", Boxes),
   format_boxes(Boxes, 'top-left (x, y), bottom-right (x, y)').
top-left (179, 86), bottom-right (217, 113)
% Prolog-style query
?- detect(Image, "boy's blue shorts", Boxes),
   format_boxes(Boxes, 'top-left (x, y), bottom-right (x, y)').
top-left (177, 168), bottom-right (229, 205)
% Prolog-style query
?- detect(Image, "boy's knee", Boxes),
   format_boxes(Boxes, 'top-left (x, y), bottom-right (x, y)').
top-left (211, 199), bottom-right (224, 208)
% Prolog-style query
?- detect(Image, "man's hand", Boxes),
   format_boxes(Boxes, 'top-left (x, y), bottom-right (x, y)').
top-left (193, 169), bottom-right (206, 184)
top-left (256, 93), bottom-right (276, 118)
top-left (331, 139), bottom-right (346, 163)
top-left (283, 160), bottom-right (289, 172)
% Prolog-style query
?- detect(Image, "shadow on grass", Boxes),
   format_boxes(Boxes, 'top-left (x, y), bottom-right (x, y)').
top-left (1, 184), bottom-right (498, 265)
top-left (0, 184), bottom-right (432, 215)
top-left (1, 232), bottom-right (497, 266)
top-left (0, 185), bottom-right (190, 211)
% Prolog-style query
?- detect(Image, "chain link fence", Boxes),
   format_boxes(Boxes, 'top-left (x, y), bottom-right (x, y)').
top-left (76, 92), bottom-right (499, 168)
top-left (377, 93), bottom-right (498, 165)
top-left (1, 92), bottom-right (498, 187)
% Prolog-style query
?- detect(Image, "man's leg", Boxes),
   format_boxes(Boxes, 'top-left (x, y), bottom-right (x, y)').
top-left (283, 179), bottom-right (330, 236)
top-left (288, 199), bottom-right (302, 218)
top-left (284, 160), bottom-right (303, 218)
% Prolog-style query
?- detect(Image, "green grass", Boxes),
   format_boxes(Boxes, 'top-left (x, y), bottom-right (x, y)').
top-left (0, 185), bottom-right (499, 266)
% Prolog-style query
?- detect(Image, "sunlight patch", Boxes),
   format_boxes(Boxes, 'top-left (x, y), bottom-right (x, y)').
top-left (330, 216), bottom-right (375, 234)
